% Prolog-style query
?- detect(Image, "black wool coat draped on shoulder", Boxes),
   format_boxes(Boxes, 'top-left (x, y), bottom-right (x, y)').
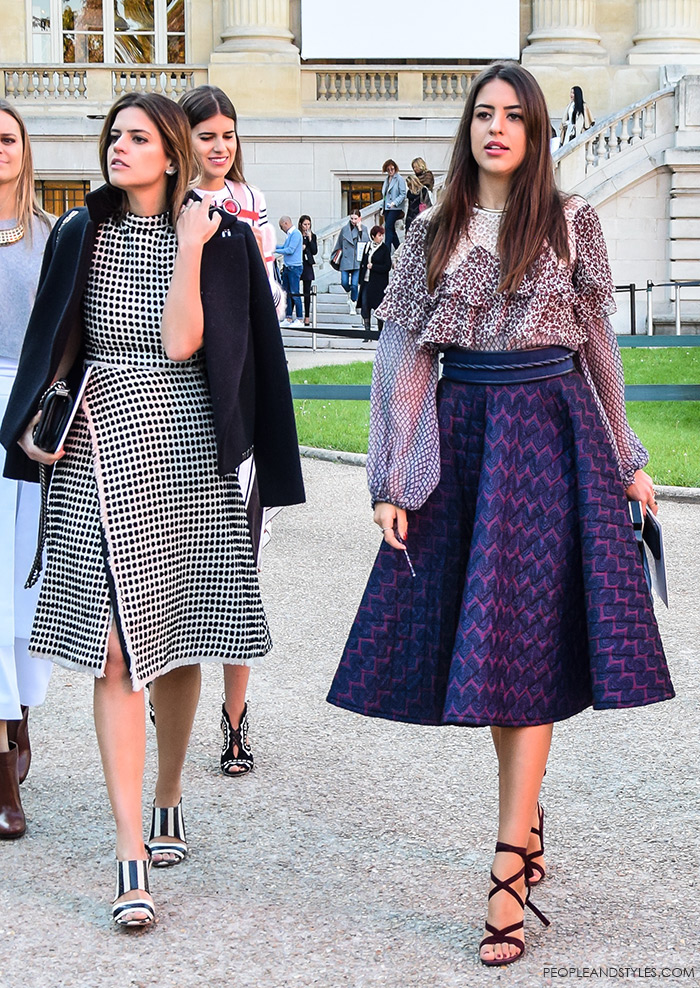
top-left (0, 184), bottom-right (305, 509)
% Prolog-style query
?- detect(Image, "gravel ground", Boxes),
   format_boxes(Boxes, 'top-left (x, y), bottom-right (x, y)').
top-left (1, 457), bottom-right (698, 988)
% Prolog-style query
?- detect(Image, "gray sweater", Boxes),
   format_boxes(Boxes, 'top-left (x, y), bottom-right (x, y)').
top-left (0, 216), bottom-right (53, 361)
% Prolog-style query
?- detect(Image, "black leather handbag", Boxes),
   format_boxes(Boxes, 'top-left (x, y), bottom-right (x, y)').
top-left (25, 380), bottom-right (73, 588)
top-left (33, 380), bottom-right (72, 453)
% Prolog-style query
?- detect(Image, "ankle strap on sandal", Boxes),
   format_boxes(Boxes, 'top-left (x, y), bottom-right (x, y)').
top-left (495, 841), bottom-right (527, 857)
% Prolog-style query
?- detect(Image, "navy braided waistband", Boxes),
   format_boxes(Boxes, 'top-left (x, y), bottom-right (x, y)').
top-left (441, 346), bottom-right (575, 385)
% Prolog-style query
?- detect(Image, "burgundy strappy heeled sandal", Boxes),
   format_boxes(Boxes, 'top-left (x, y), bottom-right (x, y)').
top-left (525, 803), bottom-right (546, 886)
top-left (479, 841), bottom-right (550, 967)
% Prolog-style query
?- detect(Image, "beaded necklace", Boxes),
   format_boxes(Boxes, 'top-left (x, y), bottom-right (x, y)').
top-left (0, 222), bottom-right (24, 246)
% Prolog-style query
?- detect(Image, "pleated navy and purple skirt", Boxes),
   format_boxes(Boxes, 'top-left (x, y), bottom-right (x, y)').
top-left (327, 347), bottom-right (674, 728)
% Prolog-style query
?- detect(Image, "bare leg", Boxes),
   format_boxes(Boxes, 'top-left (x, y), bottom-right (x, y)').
top-left (223, 663), bottom-right (250, 728)
top-left (93, 625), bottom-right (150, 917)
top-left (0, 721), bottom-right (8, 752)
top-left (481, 724), bottom-right (552, 964)
top-left (491, 726), bottom-right (546, 875)
top-left (149, 663), bottom-right (201, 863)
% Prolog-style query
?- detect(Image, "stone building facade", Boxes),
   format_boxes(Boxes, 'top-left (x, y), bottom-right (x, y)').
top-left (1, 1), bottom-right (699, 325)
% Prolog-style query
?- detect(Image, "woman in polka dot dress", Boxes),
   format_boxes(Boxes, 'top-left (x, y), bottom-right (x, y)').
top-left (1, 93), bottom-right (303, 927)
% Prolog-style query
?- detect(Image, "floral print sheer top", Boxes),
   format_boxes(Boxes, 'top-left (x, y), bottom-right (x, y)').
top-left (369, 196), bottom-right (648, 509)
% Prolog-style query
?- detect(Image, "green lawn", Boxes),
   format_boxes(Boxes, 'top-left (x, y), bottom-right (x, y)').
top-left (290, 350), bottom-right (700, 486)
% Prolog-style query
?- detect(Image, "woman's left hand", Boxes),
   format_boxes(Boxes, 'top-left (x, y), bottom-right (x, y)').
top-left (626, 469), bottom-right (658, 516)
top-left (176, 194), bottom-right (221, 250)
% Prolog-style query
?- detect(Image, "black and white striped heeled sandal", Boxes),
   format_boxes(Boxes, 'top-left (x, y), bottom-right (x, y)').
top-left (146, 799), bottom-right (188, 868)
top-left (112, 857), bottom-right (155, 928)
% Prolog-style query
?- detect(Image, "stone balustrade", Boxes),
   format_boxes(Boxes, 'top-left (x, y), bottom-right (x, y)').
top-left (303, 66), bottom-right (482, 111)
top-left (1, 66), bottom-right (209, 105)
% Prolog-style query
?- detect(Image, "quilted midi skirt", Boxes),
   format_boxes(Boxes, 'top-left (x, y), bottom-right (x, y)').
top-left (327, 360), bottom-right (674, 727)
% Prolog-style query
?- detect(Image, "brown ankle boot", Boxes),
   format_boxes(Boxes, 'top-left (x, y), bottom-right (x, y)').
top-left (7, 706), bottom-right (30, 784)
top-left (0, 743), bottom-right (26, 839)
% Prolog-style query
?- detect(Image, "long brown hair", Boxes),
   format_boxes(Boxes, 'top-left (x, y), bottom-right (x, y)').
top-left (178, 85), bottom-right (245, 183)
top-left (98, 92), bottom-right (197, 224)
top-left (0, 100), bottom-right (51, 241)
top-left (426, 62), bottom-right (568, 294)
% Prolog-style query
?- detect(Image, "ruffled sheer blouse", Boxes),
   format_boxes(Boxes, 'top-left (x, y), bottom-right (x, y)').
top-left (369, 196), bottom-right (648, 509)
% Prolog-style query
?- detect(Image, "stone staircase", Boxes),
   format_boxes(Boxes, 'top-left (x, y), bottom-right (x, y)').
top-left (280, 283), bottom-right (378, 350)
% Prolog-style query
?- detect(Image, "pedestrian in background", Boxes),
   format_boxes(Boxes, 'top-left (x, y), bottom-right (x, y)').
top-left (381, 159), bottom-right (407, 251)
top-left (357, 224), bottom-right (390, 341)
top-left (405, 157), bottom-right (434, 232)
top-left (333, 209), bottom-right (369, 314)
top-left (328, 61), bottom-right (672, 967)
top-left (179, 85), bottom-right (285, 320)
top-left (559, 86), bottom-right (594, 146)
top-left (0, 101), bottom-right (54, 840)
top-left (276, 215), bottom-right (304, 326)
top-left (180, 83), bottom-right (298, 779)
top-left (299, 214), bottom-right (317, 327)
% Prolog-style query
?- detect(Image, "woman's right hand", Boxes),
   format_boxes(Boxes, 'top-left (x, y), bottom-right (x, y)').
top-left (374, 501), bottom-right (408, 550)
top-left (18, 412), bottom-right (65, 465)
top-left (176, 194), bottom-right (221, 251)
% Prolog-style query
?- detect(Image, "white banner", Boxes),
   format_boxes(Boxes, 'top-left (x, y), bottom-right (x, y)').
top-left (301, 0), bottom-right (519, 61)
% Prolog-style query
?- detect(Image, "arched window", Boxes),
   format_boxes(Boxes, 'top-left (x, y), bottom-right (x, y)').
top-left (30, 1), bottom-right (186, 64)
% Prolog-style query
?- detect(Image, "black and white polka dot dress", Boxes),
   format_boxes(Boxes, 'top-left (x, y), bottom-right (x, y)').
top-left (29, 212), bottom-right (271, 688)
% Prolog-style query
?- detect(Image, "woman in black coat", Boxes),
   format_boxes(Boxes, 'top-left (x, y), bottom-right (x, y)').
top-left (0, 92), bottom-right (304, 929)
top-left (357, 225), bottom-right (391, 341)
top-left (299, 214), bottom-right (317, 326)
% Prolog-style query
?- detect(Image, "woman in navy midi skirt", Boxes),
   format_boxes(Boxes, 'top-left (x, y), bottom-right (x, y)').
top-left (327, 62), bottom-right (674, 966)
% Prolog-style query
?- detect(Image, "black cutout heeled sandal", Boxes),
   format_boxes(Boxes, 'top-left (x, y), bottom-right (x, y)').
top-left (525, 803), bottom-right (546, 887)
top-left (112, 856), bottom-right (155, 928)
top-left (146, 799), bottom-right (188, 867)
top-left (220, 701), bottom-right (254, 778)
top-left (479, 841), bottom-right (550, 967)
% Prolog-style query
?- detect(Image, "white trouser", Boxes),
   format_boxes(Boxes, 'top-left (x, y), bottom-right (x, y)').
top-left (0, 359), bottom-right (52, 720)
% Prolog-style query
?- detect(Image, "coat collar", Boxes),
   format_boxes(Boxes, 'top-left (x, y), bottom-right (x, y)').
top-left (85, 183), bottom-right (127, 223)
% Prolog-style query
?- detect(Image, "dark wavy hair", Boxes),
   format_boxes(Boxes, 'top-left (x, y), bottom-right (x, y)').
top-left (178, 85), bottom-right (245, 183)
top-left (425, 62), bottom-right (569, 294)
top-left (98, 92), bottom-right (197, 224)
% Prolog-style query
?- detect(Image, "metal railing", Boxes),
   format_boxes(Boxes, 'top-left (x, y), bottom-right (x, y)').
top-left (645, 280), bottom-right (700, 336)
top-left (614, 280), bottom-right (700, 336)
top-left (290, 381), bottom-right (700, 402)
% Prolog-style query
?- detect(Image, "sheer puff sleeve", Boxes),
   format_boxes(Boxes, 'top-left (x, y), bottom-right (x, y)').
top-left (376, 213), bottom-right (438, 336)
top-left (369, 216), bottom-right (441, 509)
top-left (572, 201), bottom-right (649, 487)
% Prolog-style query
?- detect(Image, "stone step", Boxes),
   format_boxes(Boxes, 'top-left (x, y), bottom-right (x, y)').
top-left (283, 313), bottom-right (364, 328)
top-left (315, 301), bottom-right (356, 315)
top-left (651, 317), bottom-right (700, 335)
top-left (282, 332), bottom-right (377, 350)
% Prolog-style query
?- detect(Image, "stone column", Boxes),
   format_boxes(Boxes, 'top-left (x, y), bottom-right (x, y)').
top-left (209, 0), bottom-right (301, 116)
top-left (629, 0), bottom-right (700, 63)
top-left (523, 1), bottom-right (608, 64)
top-left (218, 0), bottom-right (296, 53)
